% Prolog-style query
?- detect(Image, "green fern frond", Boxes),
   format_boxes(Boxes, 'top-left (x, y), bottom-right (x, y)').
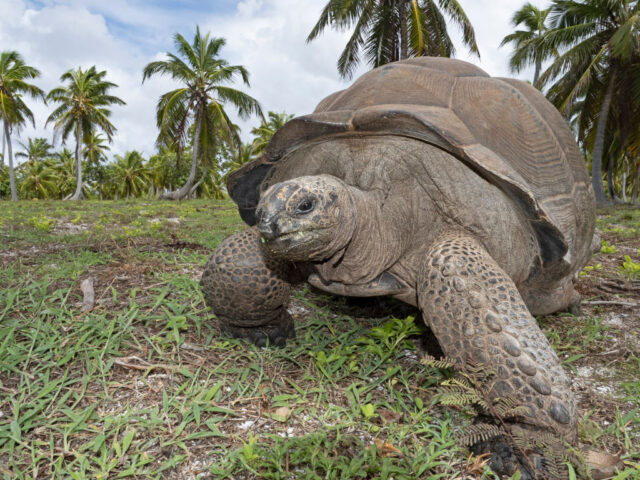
top-left (438, 393), bottom-right (482, 407)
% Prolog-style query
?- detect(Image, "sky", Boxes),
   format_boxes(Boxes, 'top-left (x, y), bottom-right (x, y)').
top-left (0, 0), bottom-right (542, 162)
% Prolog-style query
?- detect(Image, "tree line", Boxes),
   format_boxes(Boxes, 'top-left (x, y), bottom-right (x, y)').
top-left (2, 0), bottom-right (639, 206)
top-left (0, 28), bottom-right (292, 202)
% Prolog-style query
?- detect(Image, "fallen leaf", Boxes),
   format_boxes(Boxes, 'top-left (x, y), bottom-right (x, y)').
top-left (270, 406), bottom-right (291, 422)
top-left (374, 438), bottom-right (402, 457)
top-left (586, 450), bottom-right (624, 480)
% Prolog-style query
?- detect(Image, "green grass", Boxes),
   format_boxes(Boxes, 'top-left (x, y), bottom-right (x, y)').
top-left (1, 199), bottom-right (639, 479)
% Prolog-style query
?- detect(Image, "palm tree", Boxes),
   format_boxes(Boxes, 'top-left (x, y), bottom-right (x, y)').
top-left (142, 27), bottom-right (262, 200)
top-left (111, 150), bottom-right (150, 199)
top-left (307, 0), bottom-right (479, 79)
top-left (537, 0), bottom-right (640, 206)
top-left (0, 51), bottom-right (45, 201)
top-left (203, 170), bottom-right (227, 199)
top-left (16, 137), bottom-right (53, 165)
top-left (250, 111), bottom-right (294, 156)
top-left (500, 3), bottom-right (552, 85)
top-left (83, 131), bottom-right (110, 166)
top-left (19, 160), bottom-right (59, 199)
top-left (46, 66), bottom-right (125, 200)
top-left (50, 148), bottom-right (79, 199)
top-left (222, 142), bottom-right (255, 178)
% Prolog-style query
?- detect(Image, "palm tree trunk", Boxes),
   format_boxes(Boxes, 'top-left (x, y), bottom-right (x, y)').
top-left (161, 111), bottom-right (202, 200)
top-left (606, 156), bottom-right (616, 201)
top-left (1, 122), bottom-right (5, 169)
top-left (621, 156), bottom-right (628, 203)
top-left (70, 123), bottom-right (84, 200)
top-left (4, 122), bottom-right (17, 201)
top-left (400, 0), bottom-right (408, 60)
top-left (189, 163), bottom-right (210, 198)
top-left (632, 158), bottom-right (640, 205)
top-left (533, 59), bottom-right (541, 86)
top-left (591, 74), bottom-right (615, 207)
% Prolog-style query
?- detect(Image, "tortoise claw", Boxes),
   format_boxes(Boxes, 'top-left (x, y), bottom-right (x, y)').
top-left (471, 435), bottom-right (545, 480)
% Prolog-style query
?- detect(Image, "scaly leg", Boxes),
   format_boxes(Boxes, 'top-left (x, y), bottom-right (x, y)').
top-left (418, 232), bottom-right (576, 476)
top-left (200, 227), bottom-right (297, 347)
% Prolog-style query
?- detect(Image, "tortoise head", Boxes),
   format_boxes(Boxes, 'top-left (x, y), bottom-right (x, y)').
top-left (255, 175), bottom-right (356, 261)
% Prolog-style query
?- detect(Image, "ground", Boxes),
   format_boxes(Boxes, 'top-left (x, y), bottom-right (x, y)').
top-left (0, 200), bottom-right (639, 479)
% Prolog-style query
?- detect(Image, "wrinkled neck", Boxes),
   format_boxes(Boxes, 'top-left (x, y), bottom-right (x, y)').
top-left (314, 187), bottom-right (407, 284)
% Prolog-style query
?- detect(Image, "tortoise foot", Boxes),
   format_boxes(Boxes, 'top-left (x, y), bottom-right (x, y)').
top-left (219, 310), bottom-right (295, 347)
top-left (472, 434), bottom-right (546, 480)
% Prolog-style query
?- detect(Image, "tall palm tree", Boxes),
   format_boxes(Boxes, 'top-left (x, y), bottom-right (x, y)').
top-left (250, 111), bottom-right (294, 156)
top-left (111, 150), bottom-right (150, 199)
top-left (307, 0), bottom-right (479, 79)
top-left (16, 137), bottom-right (53, 165)
top-left (0, 51), bottom-right (45, 201)
top-left (537, 0), bottom-right (640, 206)
top-left (500, 3), bottom-right (552, 85)
top-left (19, 160), bottom-right (59, 199)
top-left (46, 66), bottom-right (125, 200)
top-left (142, 27), bottom-right (262, 200)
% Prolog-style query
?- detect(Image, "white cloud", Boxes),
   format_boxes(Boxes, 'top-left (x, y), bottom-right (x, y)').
top-left (0, 0), bottom-right (543, 162)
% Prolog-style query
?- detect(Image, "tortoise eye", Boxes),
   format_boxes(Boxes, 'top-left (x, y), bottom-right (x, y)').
top-left (295, 198), bottom-right (315, 215)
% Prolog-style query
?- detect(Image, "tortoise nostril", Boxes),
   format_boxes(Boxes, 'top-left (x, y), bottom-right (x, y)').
top-left (257, 216), bottom-right (279, 240)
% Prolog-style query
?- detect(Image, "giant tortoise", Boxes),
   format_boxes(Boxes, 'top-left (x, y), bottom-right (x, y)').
top-left (201, 57), bottom-right (595, 476)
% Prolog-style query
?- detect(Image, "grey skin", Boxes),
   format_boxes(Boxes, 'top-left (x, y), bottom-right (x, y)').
top-left (201, 136), bottom-right (581, 478)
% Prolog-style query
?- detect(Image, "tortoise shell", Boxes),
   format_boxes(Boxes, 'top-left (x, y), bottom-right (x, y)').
top-left (228, 57), bottom-right (595, 271)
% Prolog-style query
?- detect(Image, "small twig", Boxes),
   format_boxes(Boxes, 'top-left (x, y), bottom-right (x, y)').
top-left (113, 355), bottom-right (180, 373)
top-left (595, 348), bottom-right (621, 357)
top-left (96, 275), bottom-right (118, 305)
top-left (228, 395), bottom-right (262, 406)
top-left (584, 300), bottom-right (635, 307)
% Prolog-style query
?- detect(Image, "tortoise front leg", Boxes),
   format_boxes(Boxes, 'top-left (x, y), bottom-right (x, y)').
top-left (200, 227), bottom-right (296, 347)
top-left (418, 232), bottom-right (576, 477)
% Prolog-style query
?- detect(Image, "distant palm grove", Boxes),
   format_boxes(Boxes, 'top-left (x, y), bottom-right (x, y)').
top-left (1, 0), bottom-right (639, 207)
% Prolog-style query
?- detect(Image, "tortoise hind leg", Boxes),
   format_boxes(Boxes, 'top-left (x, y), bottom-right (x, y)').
top-left (418, 232), bottom-right (576, 477)
top-left (200, 227), bottom-right (296, 347)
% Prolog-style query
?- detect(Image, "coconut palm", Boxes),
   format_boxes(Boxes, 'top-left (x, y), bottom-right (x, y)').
top-left (223, 142), bottom-right (255, 177)
top-left (83, 131), bottom-right (110, 166)
top-left (308, 0), bottom-right (479, 79)
top-left (537, 0), bottom-right (640, 206)
top-left (46, 66), bottom-right (125, 200)
top-left (111, 150), bottom-right (150, 199)
top-left (500, 3), bottom-right (553, 85)
top-left (16, 137), bottom-right (54, 165)
top-left (0, 51), bottom-right (45, 200)
top-left (50, 148), bottom-right (79, 199)
top-left (203, 170), bottom-right (227, 199)
top-left (142, 27), bottom-right (262, 200)
top-left (19, 160), bottom-right (59, 199)
top-left (250, 111), bottom-right (294, 156)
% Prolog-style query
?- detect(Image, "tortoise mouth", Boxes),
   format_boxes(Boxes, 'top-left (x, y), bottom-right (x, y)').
top-left (262, 227), bottom-right (330, 253)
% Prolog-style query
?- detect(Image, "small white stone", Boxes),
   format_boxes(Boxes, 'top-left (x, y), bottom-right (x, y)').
top-left (238, 420), bottom-right (256, 430)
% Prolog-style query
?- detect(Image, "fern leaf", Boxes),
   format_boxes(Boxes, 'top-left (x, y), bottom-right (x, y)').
top-left (457, 423), bottom-right (505, 447)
